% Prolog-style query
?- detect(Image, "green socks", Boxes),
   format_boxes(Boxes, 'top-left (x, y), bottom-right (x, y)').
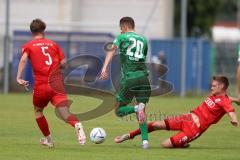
top-left (139, 121), bottom-right (148, 141)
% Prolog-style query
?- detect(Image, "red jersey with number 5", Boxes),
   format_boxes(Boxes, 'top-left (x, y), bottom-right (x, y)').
top-left (191, 95), bottom-right (235, 131)
top-left (22, 38), bottom-right (65, 84)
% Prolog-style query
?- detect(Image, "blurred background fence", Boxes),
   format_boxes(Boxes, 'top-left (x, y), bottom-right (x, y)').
top-left (214, 42), bottom-right (239, 84)
top-left (1, 0), bottom-right (239, 96)
top-left (10, 30), bottom-right (211, 94)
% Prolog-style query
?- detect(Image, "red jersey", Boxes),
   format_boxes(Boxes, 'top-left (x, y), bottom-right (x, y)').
top-left (192, 95), bottom-right (235, 131)
top-left (22, 38), bottom-right (65, 84)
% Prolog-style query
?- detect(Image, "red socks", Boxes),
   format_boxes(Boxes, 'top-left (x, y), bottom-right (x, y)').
top-left (36, 116), bottom-right (50, 137)
top-left (66, 115), bottom-right (79, 127)
top-left (148, 122), bottom-right (155, 132)
top-left (129, 122), bottom-right (155, 138)
top-left (35, 114), bottom-right (79, 137)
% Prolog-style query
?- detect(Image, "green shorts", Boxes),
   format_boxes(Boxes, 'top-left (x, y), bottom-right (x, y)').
top-left (116, 76), bottom-right (151, 104)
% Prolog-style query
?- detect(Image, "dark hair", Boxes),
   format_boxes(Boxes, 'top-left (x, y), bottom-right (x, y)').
top-left (30, 19), bottom-right (46, 34)
top-left (212, 75), bottom-right (229, 90)
top-left (120, 17), bottom-right (135, 29)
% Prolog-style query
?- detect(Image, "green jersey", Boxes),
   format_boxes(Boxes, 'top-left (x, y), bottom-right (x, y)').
top-left (113, 32), bottom-right (148, 79)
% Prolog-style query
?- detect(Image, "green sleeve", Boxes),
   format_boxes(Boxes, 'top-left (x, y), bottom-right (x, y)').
top-left (113, 34), bottom-right (122, 48)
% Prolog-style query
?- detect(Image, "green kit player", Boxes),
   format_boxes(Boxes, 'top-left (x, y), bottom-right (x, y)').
top-left (99, 17), bottom-right (151, 149)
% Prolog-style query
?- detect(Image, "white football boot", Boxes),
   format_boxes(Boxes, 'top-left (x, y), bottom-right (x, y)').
top-left (142, 140), bottom-right (149, 149)
top-left (40, 135), bottom-right (54, 148)
top-left (75, 122), bottom-right (86, 145)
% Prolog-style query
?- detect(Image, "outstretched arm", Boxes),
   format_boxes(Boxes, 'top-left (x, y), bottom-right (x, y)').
top-left (228, 112), bottom-right (239, 127)
top-left (99, 45), bottom-right (117, 80)
top-left (229, 96), bottom-right (240, 105)
top-left (16, 52), bottom-right (29, 89)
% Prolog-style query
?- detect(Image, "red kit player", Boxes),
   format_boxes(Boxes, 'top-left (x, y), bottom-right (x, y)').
top-left (115, 75), bottom-right (239, 148)
top-left (16, 19), bottom-right (86, 147)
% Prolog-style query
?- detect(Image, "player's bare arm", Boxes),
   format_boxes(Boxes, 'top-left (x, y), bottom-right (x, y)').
top-left (99, 45), bottom-right (117, 80)
top-left (16, 52), bottom-right (29, 88)
top-left (60, 59), bottom-right (66, 69)
top-left (228, 112), bottom-right (239, 127)
top-left (229, 96), bottom-right (240, 105)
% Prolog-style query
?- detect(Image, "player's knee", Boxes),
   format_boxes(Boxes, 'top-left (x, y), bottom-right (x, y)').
top-left (115, 109), bottom-right (124, 117)
top-left (153, 121), bottom-right (166, 130)
top-left (115, 103), bottom-right (126, 117)
top-left (161, 139), bottom-right (174, 148)
top-left (161, 142), bottom-right (167, 148)
top-left (161, 142), bottom-right (171, 148)
top-left (34, 107), bottom-right (44, 118)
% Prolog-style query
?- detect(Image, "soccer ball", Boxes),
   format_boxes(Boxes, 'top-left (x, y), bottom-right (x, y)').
top-left (90, 127), bottom-right (106, 144)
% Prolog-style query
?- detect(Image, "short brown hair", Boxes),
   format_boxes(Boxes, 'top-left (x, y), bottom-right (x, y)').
top-left (30, 19), bottom-right (46, 34)
top-left (212, 75), bottom-right (229, 90)
top-left (120, 17), bottom-right (135, 29)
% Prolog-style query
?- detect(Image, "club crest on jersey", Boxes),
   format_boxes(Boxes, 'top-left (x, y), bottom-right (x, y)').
top-left (214, 98), bottom-right (221, 103)
top-left (205, 97), bottom-right (215, 108)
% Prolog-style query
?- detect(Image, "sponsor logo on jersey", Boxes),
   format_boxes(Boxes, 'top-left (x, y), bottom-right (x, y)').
top-left (214, 98), bottom-right (221, 103)
top-left (205, 97), bottom-right (215, 108)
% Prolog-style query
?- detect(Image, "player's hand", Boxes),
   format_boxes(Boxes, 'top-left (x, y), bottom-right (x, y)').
top-left (231, 121), bottom-right (239, 127)
top-left (16, 78), bottom-right (29, 90)
top-left (99, 68), bottom-right (109, 80)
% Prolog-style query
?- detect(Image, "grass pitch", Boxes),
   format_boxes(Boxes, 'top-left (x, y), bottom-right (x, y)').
top-left (1, 93), bottom-right (240, 160)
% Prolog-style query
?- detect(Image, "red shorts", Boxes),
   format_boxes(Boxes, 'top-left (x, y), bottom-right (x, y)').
top-left (33, 83), bottom-right (68, 108)
top-left (164, 114), bottom-right (202, 147)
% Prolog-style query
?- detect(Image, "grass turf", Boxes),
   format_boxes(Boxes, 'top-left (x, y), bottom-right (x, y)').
top-left (0, 93), bottom-right (240, 160)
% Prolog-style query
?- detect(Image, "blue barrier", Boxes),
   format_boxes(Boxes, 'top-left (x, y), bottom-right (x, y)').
top-left (151, 38), bottom-right (211, 93)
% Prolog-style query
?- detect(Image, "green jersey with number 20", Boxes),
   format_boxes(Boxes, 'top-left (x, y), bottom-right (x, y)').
top-left (113, 32), bottom-right (148, 78)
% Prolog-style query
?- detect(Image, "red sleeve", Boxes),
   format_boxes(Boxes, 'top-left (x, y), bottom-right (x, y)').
top-left (57, 44), bottom-right (65, 61)
top-left (22, 44), bottom-right (30, 56)
top-left (222, 99), bottom-right (235, 113)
